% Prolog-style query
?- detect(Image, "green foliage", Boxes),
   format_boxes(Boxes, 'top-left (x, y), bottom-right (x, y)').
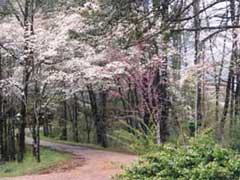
top-left (117, 133), bottom-right (240, 180)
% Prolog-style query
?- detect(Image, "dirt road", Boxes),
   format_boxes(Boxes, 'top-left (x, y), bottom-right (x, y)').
top-left (2, 139), bottom-right (136, 180)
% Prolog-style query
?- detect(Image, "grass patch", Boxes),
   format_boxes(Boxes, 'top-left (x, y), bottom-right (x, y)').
top-left (0, 147), bottom-right (72, 177)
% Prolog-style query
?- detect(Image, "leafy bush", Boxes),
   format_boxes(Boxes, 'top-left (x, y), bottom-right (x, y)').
top-left (117, 133), bottom-right (240, 180)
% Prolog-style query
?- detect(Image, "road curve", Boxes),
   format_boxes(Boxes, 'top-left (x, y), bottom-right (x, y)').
top-left (3, 139), bottom-right (136, 180)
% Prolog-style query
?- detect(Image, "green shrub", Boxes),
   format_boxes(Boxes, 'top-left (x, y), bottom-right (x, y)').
top-left (117, 133), bottom-right (240, 180)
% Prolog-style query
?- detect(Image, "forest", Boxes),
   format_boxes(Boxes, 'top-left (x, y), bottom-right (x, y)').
top-left (1, 0), bottom-right (240, 179)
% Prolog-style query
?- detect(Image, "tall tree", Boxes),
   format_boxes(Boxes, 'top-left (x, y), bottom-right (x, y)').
top-left (193, 0), bottom-right (202, 134)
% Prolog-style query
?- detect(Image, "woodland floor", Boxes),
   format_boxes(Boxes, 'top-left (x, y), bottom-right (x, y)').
top-left (2, 138), bottom-right (136, 180)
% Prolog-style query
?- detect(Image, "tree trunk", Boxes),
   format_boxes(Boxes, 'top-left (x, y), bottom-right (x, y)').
top-left (88, 86), bottom-right (108, 147)
top-left (233, 0), bottom-right (240, 127)
top-left (220, 0), bottom-right (239, 138)
top-left (60, 98), bottom-right (67, 141)
top-left (0, 49), bottom-right (4, 162)
top-left (155, 0), bottom-right (170, 144)
top-left (18, 0), bottom-right (32, 162)
top-left (73, 93), bottom-right (79, 142)
top-left (99, 91), bottom-right (108, 148)
top-left (193, 0), bottom-right (202, 133)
